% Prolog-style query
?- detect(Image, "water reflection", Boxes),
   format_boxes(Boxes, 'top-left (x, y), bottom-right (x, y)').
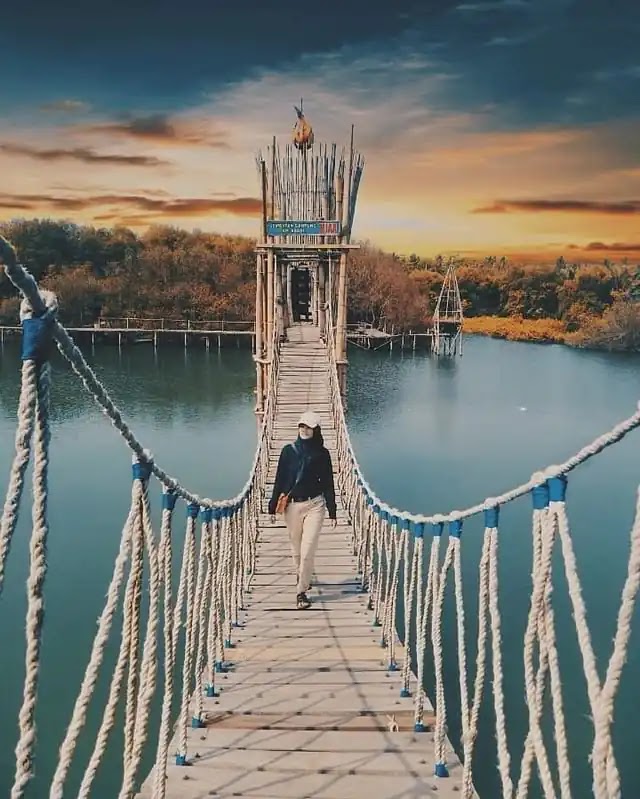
top-left (0, 342), bottom-right (255, 428)
top-left (1, 335), bottom-right (639, 798)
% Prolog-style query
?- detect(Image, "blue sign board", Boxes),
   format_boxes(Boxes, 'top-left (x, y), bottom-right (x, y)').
top-left (266, 220), bottom-right (340, 236)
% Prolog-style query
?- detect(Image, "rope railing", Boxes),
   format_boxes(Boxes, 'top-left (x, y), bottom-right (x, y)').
top-left (2, 230), bottom-right (639, 799)
top-left (0, 236), bottom-right (280, 798)
top-left (324, 299), bottom-right (640, 799)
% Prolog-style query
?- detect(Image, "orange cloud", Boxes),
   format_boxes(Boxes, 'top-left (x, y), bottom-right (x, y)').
top-left (78, 114), bottom-right (229, 148)
top-left (0, 143), bottom-right (167, 167)
top-left (569, 241), bottom-right (640, 253)
top-left (472, 199), bottom-right (640, 215)
top-left (0, 191), bottom-right (261, 218)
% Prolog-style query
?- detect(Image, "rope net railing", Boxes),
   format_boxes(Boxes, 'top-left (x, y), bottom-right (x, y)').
top-left (324, 300), bottom-right (640, 799)
top-left (2, 230), bottom-right (640, 799)
top-left (0, 237), bottom-right (280, 799)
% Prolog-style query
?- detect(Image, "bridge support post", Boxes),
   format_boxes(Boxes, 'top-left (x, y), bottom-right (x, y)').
top-left (318, 262), bottom-right (326, 341)
top-left (286, 264), bottom-right (293, 328)
top-left (255, 252), bottom-right (265, 416)
top-left (274, 255), bottom-right (283, 342)
top-left (266, 249), bottom-right (274, 369)
top-left (336, 251), bottom-right (348, 397)
top-left (279, 260), bottom-right (289, 336)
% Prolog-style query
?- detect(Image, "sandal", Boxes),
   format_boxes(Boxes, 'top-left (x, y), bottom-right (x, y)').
top-left (296, 592), bottom-right (311, 610)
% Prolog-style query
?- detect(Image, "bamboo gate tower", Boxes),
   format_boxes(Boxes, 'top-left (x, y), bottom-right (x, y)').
top-left (253, 109), bottom-right (364, 413)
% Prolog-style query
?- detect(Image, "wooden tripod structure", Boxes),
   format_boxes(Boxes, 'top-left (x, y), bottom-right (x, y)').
top-left (432, 259), bottom-right (464, 356)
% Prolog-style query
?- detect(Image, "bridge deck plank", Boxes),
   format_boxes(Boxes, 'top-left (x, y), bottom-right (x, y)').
top-left (138, 324), bottom-right (469, 799)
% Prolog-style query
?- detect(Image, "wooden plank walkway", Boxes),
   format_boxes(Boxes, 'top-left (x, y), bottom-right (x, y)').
top-left (139, 323), bottom-right (466, 799)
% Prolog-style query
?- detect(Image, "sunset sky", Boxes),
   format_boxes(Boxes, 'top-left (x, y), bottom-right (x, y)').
top-left (1, 0), bottom-right (638, 261)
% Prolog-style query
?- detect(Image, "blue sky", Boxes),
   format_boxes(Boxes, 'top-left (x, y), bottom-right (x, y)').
top-left (1, 0), bottom-right (638, 259)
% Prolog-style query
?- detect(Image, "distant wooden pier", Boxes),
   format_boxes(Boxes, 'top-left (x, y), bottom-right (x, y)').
top-left (0, 316), bottom-right (254, 350)
top-left (1, 318), bottom-right (458, 353)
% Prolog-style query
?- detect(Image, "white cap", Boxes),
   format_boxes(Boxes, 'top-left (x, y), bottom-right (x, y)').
top-left (298, 410), bottom-right (321, 429)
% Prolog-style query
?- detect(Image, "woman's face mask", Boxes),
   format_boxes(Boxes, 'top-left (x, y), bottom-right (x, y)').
top-left (298, 424), bottom-right (313, 440)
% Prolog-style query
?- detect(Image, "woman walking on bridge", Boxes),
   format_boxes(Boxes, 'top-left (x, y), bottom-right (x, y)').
top-left (269, 411), bottom-right (337, 610)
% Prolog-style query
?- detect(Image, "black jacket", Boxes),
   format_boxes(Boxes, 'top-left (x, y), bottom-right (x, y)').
top-left (268, 440), bottom-right (337, 519)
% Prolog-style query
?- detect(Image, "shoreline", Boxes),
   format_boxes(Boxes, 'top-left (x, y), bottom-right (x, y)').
top-left (463, 316), bottom-right (640, 354)
top-left (463, 316), bottom-right (568, 345)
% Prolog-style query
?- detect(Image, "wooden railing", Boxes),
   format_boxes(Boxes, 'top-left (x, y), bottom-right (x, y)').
top-left (90, 317), bottom-right (254, 332)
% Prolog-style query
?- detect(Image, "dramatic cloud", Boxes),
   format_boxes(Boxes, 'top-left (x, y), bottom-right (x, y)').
top-left (473, 199), bottom-right (640, 215)
top-left (0, 191), bottom-right (261, 218)
top-left (79, 114), bottom-right (229, 147)
top-left (0, 143), bottom-right (168, 166)
top-left (39, 99), bottom-right (90, 113)
top-left (569, 241), bottom-right (640, 253)
top-left (1, 5), bottom-right (638, 258)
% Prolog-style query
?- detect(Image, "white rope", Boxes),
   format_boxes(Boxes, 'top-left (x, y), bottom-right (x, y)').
top-left (11, 353), bottom-right (52, 799)
top-left (49, 491), bottom-right (137, 798)
top-left (517, 507), bottom-right (555, 798)
top-left (4, 237), bottom-right (640, 799)
top-left (1, 238), bottom-right (277, 516)
top-left (488, 527), bottom-right (513, 798)
top-left (540, 513), bottom-right (572, 799)
top-left (401, 532), bottom-right (419, 695)
top-left (552, 499), bottom-right (616, 799)
top-left (460, 530), bottom-right (490, 799)
top-left (433, 538), bottom-right (455, 766)
top-left (152, 490), bottom-right (176, 799)
top-left (596, 486), bottom-right (640, 799)
top-left (221, 515), bottom-right (234, 646)
top-left (212, 517), bottom-right (225, 669)
top-left (194, 517), bottom-right (214, 722)
top-left (120, 474), bottom-right (161, 798)
top-left (415, 534), bottom-right (440, 728)
top-left (77, 498), bottom-right (141, 799)
top-left (384, 530), bottom-right (402, 667)
top-left (0, 360), bottom-right (37, 596)
top-left (177, 513), bottom-right (198, 761)
top-left (372, 518), bottom-right (386, 626)
top-left (123, 510), bottom-right (144, 772)
top-left (205, 517), bottom-right (220, 698)
top-left (171, 519), bottom-right (191, 666)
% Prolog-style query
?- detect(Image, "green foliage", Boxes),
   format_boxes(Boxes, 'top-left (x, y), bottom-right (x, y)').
top-left (0, 220), bottom-right (256, 324)
top-left (0, 220), bottom-right (638, 350)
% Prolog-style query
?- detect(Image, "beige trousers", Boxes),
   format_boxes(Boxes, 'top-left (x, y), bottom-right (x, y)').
top-left (284, 495), bottom-right (326, 593)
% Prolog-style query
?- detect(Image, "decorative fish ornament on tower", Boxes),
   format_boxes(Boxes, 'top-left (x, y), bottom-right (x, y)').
top-left (293, 102), bottom-right (314, 150)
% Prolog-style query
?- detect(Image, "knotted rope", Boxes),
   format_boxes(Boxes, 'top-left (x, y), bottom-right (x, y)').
top-left (2, 236), bottom-right (640, 799)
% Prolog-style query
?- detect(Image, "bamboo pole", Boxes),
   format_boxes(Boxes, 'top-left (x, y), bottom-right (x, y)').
top-left (266, 250), bottom-right (274, 362)
top-left (345, 124), bottom-right (354, 239)
top-left (255, 252), bottom-right (264, 414)
top-left (318, 262), bottom-right (326, 340)
top-left (275, 255), bottom-right (284, 340)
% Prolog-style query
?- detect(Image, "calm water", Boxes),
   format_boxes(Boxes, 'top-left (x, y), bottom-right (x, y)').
top-left (1, 335), bottom-right (639, 798)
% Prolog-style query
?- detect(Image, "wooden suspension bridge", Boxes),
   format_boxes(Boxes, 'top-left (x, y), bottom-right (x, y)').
top-left (1, 105), bottom-right (637, 799)
top-left (137, 324), bottom-right (464, 799)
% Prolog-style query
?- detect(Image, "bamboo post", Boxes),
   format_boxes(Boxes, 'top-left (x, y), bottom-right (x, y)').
top-left (280, 260), bottom-right (290, 336)
top-left (334, 169), bottom-right (345, 367)
top-left (286, 264), bottom-right (293, 327)
top-left (335, 161), bottom-right (349, 395)
top-left (311, 268), bottom-right (318, 326)
top-left (255, 252), bottom-right (264, 414)
top-left (318, 262), bottom-right (326, 340)
top-left (336, 251), bottom-right (348, 380)
top-left (274, 254), bottom-right (284, 341)
top-left (266, 250), bottom-right (274, 362)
